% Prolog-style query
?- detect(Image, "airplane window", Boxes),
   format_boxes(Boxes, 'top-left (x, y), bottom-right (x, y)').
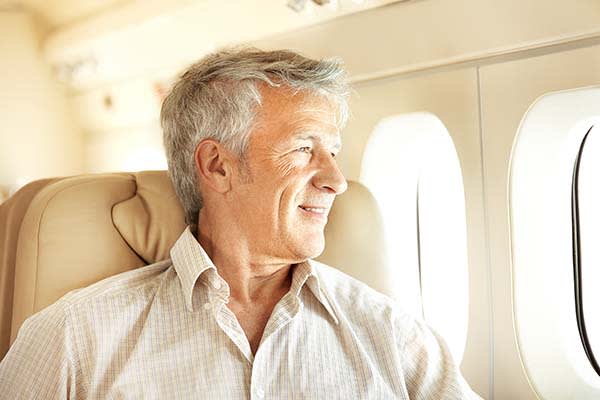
top-left (510, 86), bottom-right (600, 398)
top-left (360, 112), bottom-right (469, 363)
top-left (572, 125), bottom-right (600, 376)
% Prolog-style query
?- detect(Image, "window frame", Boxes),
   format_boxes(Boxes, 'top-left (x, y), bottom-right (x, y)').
top-left (360, 111), bottom-right (469, 363)
top-left (572, 125), bottom-right (600, 377)
top-left (509, 86), bottom-right (600, 398)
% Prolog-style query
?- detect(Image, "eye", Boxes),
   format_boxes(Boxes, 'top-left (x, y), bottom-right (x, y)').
top-left (297, 146), bottom-right (312, 154)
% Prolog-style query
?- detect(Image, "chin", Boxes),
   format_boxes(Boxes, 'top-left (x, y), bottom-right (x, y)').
top-left (294, 236), bottom-right (325, 260)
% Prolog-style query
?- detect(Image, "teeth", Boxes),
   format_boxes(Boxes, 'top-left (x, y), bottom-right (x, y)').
top-left (301, 207), bottom-right (325, 214)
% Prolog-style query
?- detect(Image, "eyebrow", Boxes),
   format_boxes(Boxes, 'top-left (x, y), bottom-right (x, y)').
top-left (295, 134), bottom-right (342, 151)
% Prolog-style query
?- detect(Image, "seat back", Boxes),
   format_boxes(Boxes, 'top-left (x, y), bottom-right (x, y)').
top-left (0, 171), bottom-right (391, 359)
top-left (0, 178), bottom-right (59, 358)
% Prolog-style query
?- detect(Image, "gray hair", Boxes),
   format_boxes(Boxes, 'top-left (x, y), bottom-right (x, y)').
top-left (161, 47), bottom-right (350, 226)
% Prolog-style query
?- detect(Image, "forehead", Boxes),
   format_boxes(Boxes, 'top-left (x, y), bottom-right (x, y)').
top-left (251, 85), bottom-right (341, 144)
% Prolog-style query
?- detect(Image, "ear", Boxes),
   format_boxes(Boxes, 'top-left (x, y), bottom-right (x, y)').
top-left (194, 139), bottom-right (233, 194)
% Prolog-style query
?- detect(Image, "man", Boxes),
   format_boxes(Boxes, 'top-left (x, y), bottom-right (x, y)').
top-left (0, 48), bottom-right (480, 399)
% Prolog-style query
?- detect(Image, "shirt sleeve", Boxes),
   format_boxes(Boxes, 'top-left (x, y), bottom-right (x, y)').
top-left (395, 313), bottom-right (482, 400)
top-left (0, 300), bottom-right (80, 399)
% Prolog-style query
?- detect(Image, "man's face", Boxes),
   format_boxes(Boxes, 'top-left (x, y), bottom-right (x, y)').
top-left (229, 86), bottom-right (347, 263)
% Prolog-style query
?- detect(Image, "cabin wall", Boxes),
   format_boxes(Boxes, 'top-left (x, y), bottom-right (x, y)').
top-left (255, 0), bottom-right (600, 86)
top-left (341, 69), bottom-right (490, 396)
top-left (479, 45), bottom-right (600, 400)
top-left (0, 9), bottom-right (83, 199)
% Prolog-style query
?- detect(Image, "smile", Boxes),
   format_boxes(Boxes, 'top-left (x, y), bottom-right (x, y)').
top-left (298, 205), bottom-right (330, 220)
top-left (299, 206), bottom-right (327, 214)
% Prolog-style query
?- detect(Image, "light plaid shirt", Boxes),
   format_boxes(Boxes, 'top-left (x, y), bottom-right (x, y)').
top-left (0, 228), bottom-right (480, 399)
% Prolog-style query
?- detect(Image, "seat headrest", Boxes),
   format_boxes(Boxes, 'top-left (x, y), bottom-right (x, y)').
top-left (318, 181), bottom-right (392, 297)
top-left (112, 171), bottom-right (185, 263)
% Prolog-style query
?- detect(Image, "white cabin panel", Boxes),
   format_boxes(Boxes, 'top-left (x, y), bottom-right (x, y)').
top-left (343, 68), bottom-right (489, 399)
top-left (481, 43), bottom-right (600, 400)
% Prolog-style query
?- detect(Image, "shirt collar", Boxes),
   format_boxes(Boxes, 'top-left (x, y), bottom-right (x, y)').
top-left (291, 260), bottom-right (340, 325)
top-left (170, 226), bottom-right (217, 312)
top-left (170, 227), bottom-right (340, 324)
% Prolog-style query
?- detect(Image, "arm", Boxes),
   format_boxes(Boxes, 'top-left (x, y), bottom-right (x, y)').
top-left (396, 313), bottom-right (482, 400)
top-left (0, 300), bottom-right (80, 399)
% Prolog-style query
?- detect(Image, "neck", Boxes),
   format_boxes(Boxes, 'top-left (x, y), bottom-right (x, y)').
top-left (196, 212), bottom-right (293, 304)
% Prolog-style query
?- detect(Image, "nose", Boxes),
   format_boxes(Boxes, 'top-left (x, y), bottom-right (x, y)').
top-left (313, 153), bottom-right (348, 195)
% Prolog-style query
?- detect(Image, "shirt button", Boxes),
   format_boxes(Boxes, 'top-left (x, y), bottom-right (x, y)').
top-left (212, 280), bottom-right (222, 290)
top-left (256, 388), bottom-right (265, 398)
top-left (203, 302), bottom-right (212, 310)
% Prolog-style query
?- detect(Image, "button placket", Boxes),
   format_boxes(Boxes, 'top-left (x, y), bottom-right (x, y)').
top-left (215, 305), bottom-right (253, 363)
top-left (255, 387), bottom-right (265, 398)
top-left (261, 295), bottom-right (303, 343)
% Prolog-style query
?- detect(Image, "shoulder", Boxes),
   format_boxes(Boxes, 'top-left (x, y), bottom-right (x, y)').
top-left (20, 259), bottom-right (173, 332)
top-left (310, 259), bottom-right (402, 319)
top-left (310, 259), bottom-right (419, 335)
top-left (311, 260), bottom-right (392, 304)
top-left (66, 259), bottom-right (172, 302)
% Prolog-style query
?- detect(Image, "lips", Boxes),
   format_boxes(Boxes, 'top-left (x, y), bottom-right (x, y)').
top-left (298, 205), bottom-right (328, 214)
top-left (298, 205), bottom-right (331, 223)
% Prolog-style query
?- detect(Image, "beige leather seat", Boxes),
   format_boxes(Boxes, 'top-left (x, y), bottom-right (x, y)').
top-left (0, 171), bottom-right (389, 359)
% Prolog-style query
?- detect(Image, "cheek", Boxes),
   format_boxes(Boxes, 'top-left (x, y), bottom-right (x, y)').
top-left (273, 154), bottom-right (307, 178)
top-left (272, 161), bottom-right (304, 204)
top-left (251, 158), bottom-right (311, 219)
